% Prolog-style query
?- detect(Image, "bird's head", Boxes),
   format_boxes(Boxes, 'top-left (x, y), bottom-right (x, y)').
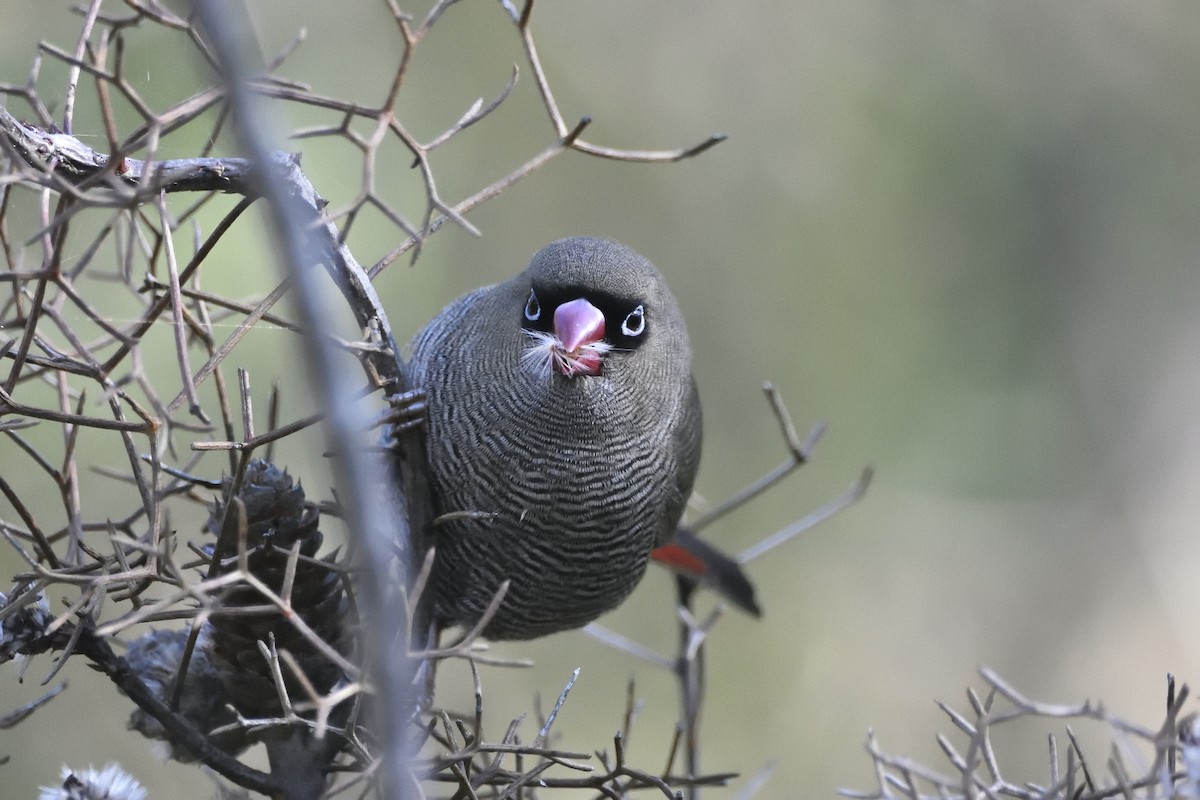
top-left (511, 237), bottom-right (690, 382)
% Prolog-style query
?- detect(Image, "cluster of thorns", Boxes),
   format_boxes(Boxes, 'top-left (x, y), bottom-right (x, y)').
top-left (0, 2), bottom-right (872, 798)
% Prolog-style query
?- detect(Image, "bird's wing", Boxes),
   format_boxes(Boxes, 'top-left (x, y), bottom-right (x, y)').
top-left (657, 375), bottom-right (703, 548)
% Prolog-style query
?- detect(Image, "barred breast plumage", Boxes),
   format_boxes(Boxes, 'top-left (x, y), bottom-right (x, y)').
top-left (409, 237), bottom-right (701, 640)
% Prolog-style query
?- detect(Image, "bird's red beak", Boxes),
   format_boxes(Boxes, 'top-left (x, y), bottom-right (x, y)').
top-left (553, 298), bottom-right (606, 376)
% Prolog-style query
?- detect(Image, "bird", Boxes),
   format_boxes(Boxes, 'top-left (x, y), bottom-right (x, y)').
top-left (408, 236), bottom-right (757, 640)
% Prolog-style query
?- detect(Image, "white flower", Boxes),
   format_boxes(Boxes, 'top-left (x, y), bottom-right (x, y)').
top-left (38, 764), bottom-right (147, 800)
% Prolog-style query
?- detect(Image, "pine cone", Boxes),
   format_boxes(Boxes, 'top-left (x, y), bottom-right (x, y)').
top-left (203, 460), bottom-right (354, 719)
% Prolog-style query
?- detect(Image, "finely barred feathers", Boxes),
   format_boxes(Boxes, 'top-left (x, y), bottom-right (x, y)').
top-left (409, 237), bottom-right (701, 640)
top-left (519, 328), bottom-right (614, 380)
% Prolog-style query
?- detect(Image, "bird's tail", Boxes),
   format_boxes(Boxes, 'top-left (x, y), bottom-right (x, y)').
top-left (650, 528), bottom-right (762, 617)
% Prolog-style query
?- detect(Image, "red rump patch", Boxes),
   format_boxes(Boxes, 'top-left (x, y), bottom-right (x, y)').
top-left (650, 543), bottom-right (708, 576)
top-left (651, 530), bottom-right (762, 617)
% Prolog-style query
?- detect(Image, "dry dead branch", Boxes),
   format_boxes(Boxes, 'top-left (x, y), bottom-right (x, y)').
top-left (0, 2), bottom-right (865, 799)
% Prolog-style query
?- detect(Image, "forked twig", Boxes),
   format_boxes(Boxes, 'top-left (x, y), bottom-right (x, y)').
top-left (0, 1), bottom-right (751, 797)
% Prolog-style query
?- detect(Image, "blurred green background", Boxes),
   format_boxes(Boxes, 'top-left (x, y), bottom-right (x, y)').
top-left (4, 1), bottom-right (1200, 797)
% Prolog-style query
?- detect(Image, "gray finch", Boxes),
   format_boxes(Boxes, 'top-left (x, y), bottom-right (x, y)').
top-left (409, 237), bottom-right (702, 639)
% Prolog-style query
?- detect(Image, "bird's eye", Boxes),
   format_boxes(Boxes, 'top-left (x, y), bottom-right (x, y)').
top-left (621, 305), bottom-right (646, 337)
top-left (524, 290), bottom-right (541, 322)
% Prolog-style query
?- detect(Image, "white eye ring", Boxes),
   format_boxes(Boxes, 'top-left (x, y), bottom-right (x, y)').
top-left (621, 304), bottom-right (645, 337)
top-left (524, 289), bottom-right (541, 322)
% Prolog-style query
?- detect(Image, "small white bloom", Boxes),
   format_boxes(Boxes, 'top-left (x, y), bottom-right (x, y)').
top-left (39, 763), bottom-right (147, 800)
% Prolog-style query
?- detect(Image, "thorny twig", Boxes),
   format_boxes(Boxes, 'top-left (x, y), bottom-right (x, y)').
top-left (585, 381), bottom-right (871, 799)
top-left (0, 2), bottom-right (865, 798)
top-left (844, 670), bottom-right (1193, 800)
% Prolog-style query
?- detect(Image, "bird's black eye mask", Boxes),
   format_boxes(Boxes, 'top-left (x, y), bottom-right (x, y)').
top-left (521, 286), bottom-right (649, 351)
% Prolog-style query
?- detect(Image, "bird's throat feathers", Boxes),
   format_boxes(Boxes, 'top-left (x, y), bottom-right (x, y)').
top-left (520, 328), bottom-right (613, 381)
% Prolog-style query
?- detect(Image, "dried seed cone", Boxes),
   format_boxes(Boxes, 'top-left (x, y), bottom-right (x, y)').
top-left (126, 627), bottom-right (249, 760)
top-left (204, 460), bottom-right (353, 718)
